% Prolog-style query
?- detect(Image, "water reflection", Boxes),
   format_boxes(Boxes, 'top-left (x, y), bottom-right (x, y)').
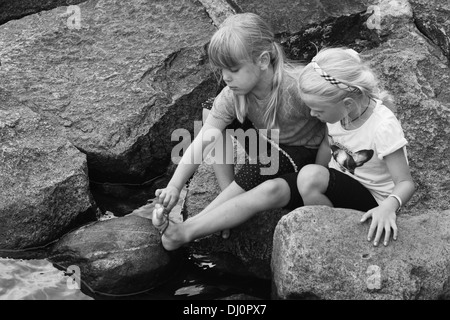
top-left (0, 252), bottom-right (270, 300)
top-left (0, 258), bottom-right (92, 300)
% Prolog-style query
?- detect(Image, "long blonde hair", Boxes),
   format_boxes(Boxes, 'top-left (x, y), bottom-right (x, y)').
top-left (208, 13), bottom-right (289, 128)
top-left (298, 47), bottom-right (395, 122)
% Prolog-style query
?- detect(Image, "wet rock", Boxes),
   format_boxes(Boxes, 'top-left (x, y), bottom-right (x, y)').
top-left (272, 207), bottom-right (450, 300)
top-left (49, 215), bottom-right (184, 296)
top-left (0, 89), bottom-right (94, 250)
top-left (0, 0), bottom-right (218, 184)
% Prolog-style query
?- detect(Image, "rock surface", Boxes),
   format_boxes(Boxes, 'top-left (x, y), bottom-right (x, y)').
top-left (410, 0), bottom-right (450, 60)
top-left (49, 215), bottom-right (183, 296)
top-left (0, 0), bottom-right (218, 183)
top-left (198, 0), bottom-right (236, 27)
top-left (0, 89), bottom-right (94, 250)
top-left (231, 0), bottom-right (372, 34)
top-left (272, 207), bottom-right (450, 300)
top-left (361, 1), bottom-right (450, 214)
top-left (0, 0), bottom-right (88, 26)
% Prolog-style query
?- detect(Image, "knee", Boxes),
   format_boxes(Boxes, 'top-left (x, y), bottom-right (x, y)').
top-left (297, 165), bottom-right (329, 196)
top-left (258, 178), bottom-right (290, 202)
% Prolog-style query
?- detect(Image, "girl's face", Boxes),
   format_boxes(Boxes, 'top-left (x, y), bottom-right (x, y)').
top-left (221, 61), bottom-right (263, 96)
top-left (303, 95), bottom-right (347, 124)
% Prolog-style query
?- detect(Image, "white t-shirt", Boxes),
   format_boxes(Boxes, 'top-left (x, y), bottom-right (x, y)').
top-left (327, 99), bottom-right (408, 204)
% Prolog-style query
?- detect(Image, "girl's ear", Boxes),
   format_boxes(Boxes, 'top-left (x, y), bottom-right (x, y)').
top-left (258, 52), bottom-right (271, 70)
top-left (342, 97), bottom-right (355, 110)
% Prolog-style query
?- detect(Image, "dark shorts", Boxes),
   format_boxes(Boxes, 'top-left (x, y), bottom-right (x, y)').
top-left (279, 168), bottom-right (378, 211)
top-left (235, 143), bottom-right (317, 191)
top-left (203, 100), bottom-right (317, 191)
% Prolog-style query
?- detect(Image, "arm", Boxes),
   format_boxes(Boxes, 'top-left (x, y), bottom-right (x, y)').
top-left (360, 148), bottom-right (416, 246)
top-left (315, 127), bottom-right (331, 167)
top-left (156, 122), bottom-right (225, 211)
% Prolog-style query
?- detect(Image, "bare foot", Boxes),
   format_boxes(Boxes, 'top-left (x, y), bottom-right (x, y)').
top-left (152, 204), bottom-right (185, 251)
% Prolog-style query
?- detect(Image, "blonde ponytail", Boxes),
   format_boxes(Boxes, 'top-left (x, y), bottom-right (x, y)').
top-left (262, 42), bottom-right (286, 128)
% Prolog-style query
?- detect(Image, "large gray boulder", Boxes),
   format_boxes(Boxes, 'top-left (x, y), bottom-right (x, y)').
top-left (272, 207), bottom-right (450, 300)
top-left (0, 89), bottom-right (94, 250)
top-left (49, 215), bottom-right (183, 296)
top-left (0, 0), bottom-right (218, 183)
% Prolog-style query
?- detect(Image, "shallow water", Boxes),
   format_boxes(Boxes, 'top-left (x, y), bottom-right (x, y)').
top-left (0, 258), bottom-right (92, 300)
top-left (0, 254), bottom-right (271, 300)
top-left (0, 177), bottom-right (271, 300)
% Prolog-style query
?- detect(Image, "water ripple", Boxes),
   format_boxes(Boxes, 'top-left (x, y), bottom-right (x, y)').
top-left (0, 258), bottom-right (92, 300)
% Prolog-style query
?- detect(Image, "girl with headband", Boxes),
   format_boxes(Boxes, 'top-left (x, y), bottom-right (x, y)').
top-left (287, 47), bottom-right (416, 246)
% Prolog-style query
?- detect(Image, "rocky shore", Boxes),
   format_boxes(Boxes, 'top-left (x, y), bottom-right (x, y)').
top-left (1, 0), bottom-right (449, 299)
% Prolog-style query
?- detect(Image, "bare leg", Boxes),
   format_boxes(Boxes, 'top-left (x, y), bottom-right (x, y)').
top-left (203, 108), bottom-right (237, 238)
top-left (297, 164), bottom-right (333, 206)
top-left (153, 178), bottom-right (291, 251)
top-left (203, 108), bottom-right (235, 190)
top-left (189, 181), bottom-right (245, 222)
top-left (189, 181), bottom-right (246, 239)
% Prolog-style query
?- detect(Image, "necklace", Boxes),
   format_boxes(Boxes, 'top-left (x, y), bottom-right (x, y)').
top-left (342, 98), bottom-right (371, 126)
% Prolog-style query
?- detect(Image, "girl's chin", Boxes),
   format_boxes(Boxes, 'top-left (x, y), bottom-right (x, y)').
top-left (231, 89), bottom-right (247, 95)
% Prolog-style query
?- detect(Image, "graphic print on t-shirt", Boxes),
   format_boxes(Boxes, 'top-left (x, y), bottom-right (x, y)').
top-left (330, 142), bottom-right (374, 175)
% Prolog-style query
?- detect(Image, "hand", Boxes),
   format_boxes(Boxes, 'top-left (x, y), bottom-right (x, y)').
top-left (360, 206), bottom-right (398, 247)
top-left (155, 185), bottom-right (180, 213)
